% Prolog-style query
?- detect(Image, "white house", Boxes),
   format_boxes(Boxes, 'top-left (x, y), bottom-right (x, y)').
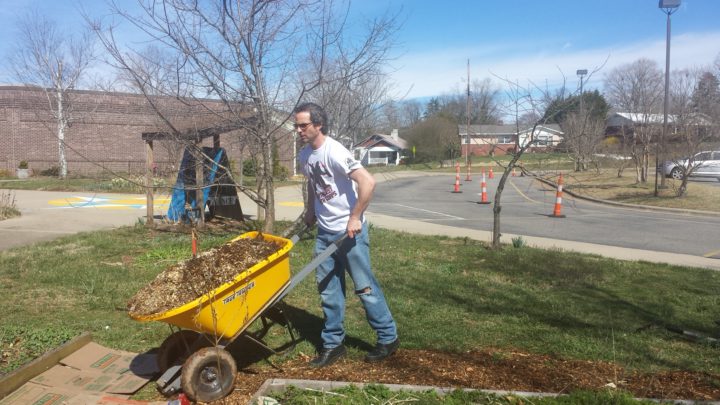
top-left (353, 129), bottom-right (408, 166)
top-left (517, 125), bottom-right (564, 148)
top-left (459, 124), bottom-right (564, 155)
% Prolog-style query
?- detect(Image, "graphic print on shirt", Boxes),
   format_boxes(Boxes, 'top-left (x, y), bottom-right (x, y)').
top-left (309, 161), bottom-right (337, 203)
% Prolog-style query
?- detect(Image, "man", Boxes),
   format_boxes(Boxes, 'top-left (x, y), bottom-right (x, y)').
top-left (294, 102), bottom-right (399, 368)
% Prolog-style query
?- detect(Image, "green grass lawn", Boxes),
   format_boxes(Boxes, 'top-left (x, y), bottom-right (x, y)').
top-left (1, 223), bottom-right (719, 379)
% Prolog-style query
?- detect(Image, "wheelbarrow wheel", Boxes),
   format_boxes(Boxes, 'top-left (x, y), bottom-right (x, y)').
top-left (157, 330), bottom-right (211, 373)
top-left (181, 347), bottom-right (237, 403)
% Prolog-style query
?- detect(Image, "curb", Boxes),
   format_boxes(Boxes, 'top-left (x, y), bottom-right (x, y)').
top-left (248, 378), bottom-right (559, 404)
top-left (247, 378), bottom-right (719, 405)
top-left (529, 172), bottom-right (720, 217)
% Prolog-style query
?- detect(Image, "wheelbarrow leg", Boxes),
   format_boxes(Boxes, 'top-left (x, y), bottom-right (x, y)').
top-left (157, 364), bottom-right (183, 396)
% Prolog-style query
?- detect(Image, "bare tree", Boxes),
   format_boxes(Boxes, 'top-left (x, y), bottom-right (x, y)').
top-left (603, 59), bottom-right (664, 183)
top-left (91, 0), bottom-right (399, 232)
top-left (488, 78), bottom-right (562, 248)
top-left (403, 116), bottom-right (459, 166)
top-left (556, 91), bottom-right (610, 172)
top-left (436, 78), bottom-right (502, 125)
top-left (400, 99), bottom-right (423, 128)
top-left (666, 68), bottom-right (717, 196)
top-left (8, 10), bottom-right (95, 178)
top-left (308, 64), bottom-right (394, 147)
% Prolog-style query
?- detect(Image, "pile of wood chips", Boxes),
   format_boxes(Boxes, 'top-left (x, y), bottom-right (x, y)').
top-left (127, 235), bottom-right (282, 317)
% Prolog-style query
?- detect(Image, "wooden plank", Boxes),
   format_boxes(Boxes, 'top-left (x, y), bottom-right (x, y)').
top-left (0, 332), bottom-right (93, 399)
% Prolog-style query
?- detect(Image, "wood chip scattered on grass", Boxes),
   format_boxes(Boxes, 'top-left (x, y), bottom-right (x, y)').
top-left (127, 235), bottom-right (282, 317)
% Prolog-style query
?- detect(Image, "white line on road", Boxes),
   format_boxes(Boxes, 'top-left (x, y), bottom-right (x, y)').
top-left (371, 203), bottom-right (465, 220)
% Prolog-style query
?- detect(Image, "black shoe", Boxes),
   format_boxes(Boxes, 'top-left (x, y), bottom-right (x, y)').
top-left (309, 345), bottom-right (347, 368)
top-left (365, 338), bottom-right (400, 362)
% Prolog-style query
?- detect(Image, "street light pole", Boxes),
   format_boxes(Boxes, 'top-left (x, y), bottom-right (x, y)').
top-left (656, 0), bottom-right (680, 196)
top-left (577, 69), bottom-right (587, 114)
top-left (576, 69), bottom-right (587, 172)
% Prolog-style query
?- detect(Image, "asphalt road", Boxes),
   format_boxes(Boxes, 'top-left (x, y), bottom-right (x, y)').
top-left (370, 174), bottom-right (720, 259)
top-left (2, 176), bottom-right (718, 268)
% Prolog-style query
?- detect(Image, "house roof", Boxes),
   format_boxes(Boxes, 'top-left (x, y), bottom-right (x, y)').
top-left (518, 124), bottom-right (563, 135)
top-left (354, 134), bottom-right (408, 150)
top-left (459, 124), bottom-right (563, 136)
top-left (608, 112), bottom-right (712, 126)
top-left (608, 112), bottom-right (672, 125)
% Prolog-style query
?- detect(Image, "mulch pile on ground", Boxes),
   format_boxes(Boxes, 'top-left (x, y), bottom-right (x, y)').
top-left (127, 235), bottom-right (282, 317)
top-left (210, 348), bottom-right (720, 404)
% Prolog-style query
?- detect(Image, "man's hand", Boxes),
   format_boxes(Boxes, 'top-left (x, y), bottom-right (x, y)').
top-left (347, 168), bottom-right (375, 239)
top-left (347, 216), bottom-right (362, 238)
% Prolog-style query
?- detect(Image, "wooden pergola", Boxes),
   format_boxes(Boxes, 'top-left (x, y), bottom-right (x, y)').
top-left (141, 125), bottom-right (242, 228)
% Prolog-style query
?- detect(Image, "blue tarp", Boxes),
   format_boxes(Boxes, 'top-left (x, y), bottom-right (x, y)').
top-left (167, 147), bottom-right (224, 222)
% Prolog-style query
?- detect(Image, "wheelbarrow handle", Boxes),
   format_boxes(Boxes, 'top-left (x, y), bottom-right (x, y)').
top-left (290, 222), bottom-right (313, 245)
top-left (274, 232), bottom-right (348, 303)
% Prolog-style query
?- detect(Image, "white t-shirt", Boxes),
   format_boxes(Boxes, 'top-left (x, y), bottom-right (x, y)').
top-left (299, 137), bottom-right (364, 232)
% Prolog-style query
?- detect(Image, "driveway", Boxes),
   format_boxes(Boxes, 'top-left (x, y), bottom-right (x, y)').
top-left (0, 190), bottom-right (153, 251)
top-left (0, 187), bottom-right (306, 251)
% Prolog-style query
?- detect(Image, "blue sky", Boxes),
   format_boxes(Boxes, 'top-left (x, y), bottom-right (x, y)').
top-left (1, 0), bottom-right (718, 100)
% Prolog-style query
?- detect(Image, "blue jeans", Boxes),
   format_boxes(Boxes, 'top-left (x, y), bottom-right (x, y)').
top-left (314, 226), bottom-right (397, 349)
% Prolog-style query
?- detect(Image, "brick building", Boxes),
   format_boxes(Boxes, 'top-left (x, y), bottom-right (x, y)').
top-left (0, 86), bottom-right (296, 176)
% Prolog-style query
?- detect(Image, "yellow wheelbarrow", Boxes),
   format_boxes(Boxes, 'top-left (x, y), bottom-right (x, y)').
top-left (131, 230), bottom-right (345, 402)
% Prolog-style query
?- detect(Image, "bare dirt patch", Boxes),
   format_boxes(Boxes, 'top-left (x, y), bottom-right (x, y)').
top-left (127, 235), bottom-right (282, 316)
top-left (212, 348), bottom-right (720, 404)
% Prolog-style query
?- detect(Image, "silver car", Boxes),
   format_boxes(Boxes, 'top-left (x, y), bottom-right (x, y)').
top-left (660, 151), bottom-right (720, 181)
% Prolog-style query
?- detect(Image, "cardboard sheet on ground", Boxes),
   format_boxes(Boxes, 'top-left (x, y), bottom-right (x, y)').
top-left (0, 341), bottom-right (160, 405)
top-left (60, 342), bottom-right (158, 378)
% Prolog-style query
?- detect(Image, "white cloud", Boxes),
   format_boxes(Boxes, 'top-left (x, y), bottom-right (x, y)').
top-left (391, 31), bottom-right (720, 99)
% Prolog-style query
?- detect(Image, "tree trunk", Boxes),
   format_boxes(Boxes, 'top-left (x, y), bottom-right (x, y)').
top-left (56, 86), bottom-right (67, 179)
top-left (261, 134), bottom-right (275, 233)
top-left (677, 178), bottom-right (689, 197)
top-left (492, 153), bottom-right (523, 248)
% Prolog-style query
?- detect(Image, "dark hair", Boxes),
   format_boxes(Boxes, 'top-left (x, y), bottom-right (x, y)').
top-left (294, 102), bottom-right (329, 135)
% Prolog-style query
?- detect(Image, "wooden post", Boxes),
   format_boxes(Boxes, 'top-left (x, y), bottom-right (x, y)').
top-left (194, 143), bottom-right (205, 228)
top-left (145, 140), bottom-right (154, 227)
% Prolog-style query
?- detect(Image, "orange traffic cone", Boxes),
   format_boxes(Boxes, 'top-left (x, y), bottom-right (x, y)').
top-left (451, 173), bottom-right (462, 193)
top-left (465, 161), bottom-right (472, 182)
top-left (550, 174), bottom-right (566, 218)
top-left (488, 167), bottom-right (494, 179)
top-left (477, 172), bottom-right (491, 204)
top-left (512, 167), bottom-right (516, 177)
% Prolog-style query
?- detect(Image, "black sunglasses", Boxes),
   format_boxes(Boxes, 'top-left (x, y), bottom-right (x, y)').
top-left (294, 122), bottom-right (313, 130)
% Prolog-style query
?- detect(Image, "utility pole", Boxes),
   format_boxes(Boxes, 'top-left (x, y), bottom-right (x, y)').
top-left (466, 59), bottom-right (471, 169)
top-left (515, 79), bottom-right (520, 153)
top-left (656, 0), bottom-right (680, 195)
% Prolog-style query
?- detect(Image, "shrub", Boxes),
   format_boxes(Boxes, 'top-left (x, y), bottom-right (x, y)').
top-left (0, 190), bottom-right (20, 220)
top-left (274, 165), bottom-right (289, 181)
top-left (39, 166), bottom-right (60, 177)
top-left (512, 236), bottom-right (526, 248)
top-left (110, 175), bottom-right (168, 193)
top-left (242, 159), bottom-right (256, 176)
